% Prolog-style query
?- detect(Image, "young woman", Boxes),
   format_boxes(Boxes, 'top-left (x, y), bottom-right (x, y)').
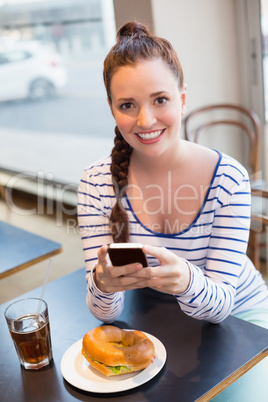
top-left (78, 21), bottom-right (268, 400)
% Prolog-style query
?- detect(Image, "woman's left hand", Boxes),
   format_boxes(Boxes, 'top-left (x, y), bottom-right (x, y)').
top-left (133, 245), bottom-right (191, 294)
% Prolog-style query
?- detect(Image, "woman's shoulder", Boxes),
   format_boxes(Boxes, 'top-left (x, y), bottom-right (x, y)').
top-left (80, 155), bottom-right (112, 186)
top-left (185, 141), bottom-right (249, 179)
top-left (217, 152), bottom-right (250, 181)
top-left (84, 155), bottom-right (111, 172)
top-left (182, 141), bottom-right (220, 181)
top-left (183, 140), bottom-right (218, 165)
top-left (84, 155), bottom-right (112, 173)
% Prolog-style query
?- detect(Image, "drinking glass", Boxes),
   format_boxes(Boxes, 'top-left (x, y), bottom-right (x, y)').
top-left (4, 298), bottom-right (53, 370)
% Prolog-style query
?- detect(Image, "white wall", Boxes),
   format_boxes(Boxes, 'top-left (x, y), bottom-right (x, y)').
top-left (151, 0), bottom-right (265, 173)
top-left (113, 0), bottom-right (154, 31)
top-left (113, 0), bottom-right (242, 111)
top-left (112, 0), bottom-right (264, 172)
top-left (151, 0), bottom-right (241, 113)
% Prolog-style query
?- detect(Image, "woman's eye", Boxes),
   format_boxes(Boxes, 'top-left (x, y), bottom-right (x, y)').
top-left (155, 96), bottom-right (168, 105)
top-left (120, 102), bottom-right (133, 110)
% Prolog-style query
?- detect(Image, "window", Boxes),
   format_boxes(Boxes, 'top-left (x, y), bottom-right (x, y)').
top-left (0, 0), bottom-right (116, 191)
top-left (261, 0), bottom-right (268, 120)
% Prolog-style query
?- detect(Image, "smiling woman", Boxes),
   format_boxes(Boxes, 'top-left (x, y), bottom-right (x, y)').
top-left (77, 20), bottom-right (268, 401)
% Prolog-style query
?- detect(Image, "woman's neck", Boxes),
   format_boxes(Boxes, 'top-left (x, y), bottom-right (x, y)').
top-left (130, 139), bottom-right (188, 175)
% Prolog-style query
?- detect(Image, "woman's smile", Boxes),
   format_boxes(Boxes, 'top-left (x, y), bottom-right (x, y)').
top-left (135, 129), bottom-right (165, 143)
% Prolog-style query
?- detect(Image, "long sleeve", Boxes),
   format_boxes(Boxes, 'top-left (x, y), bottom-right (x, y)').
top-left (175, 163), bottom-right (252, 322)
top-left (77, 157), bottom-right (125, 322)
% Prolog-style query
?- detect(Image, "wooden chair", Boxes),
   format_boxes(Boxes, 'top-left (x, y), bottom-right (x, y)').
top-left (184, 103), bottom-right (261, 180)
top-left (184, 103), bottom-right (265, 269)
top-left (249, 189), bottom-right (268, 270)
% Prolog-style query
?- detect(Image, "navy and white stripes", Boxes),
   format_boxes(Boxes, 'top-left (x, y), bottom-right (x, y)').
top-left (77, 152), bottom-right (268, 323)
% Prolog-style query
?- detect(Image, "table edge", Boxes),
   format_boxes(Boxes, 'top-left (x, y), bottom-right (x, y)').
top-left (196, 347), bottom-right (268, 401)
top-left (0, 246), bottom-right (63, 279)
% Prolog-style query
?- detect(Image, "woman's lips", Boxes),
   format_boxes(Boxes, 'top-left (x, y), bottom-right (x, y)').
top-left (135, 129), bottom-right (165, 144)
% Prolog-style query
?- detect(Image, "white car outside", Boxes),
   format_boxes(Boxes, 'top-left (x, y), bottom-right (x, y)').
top-left (0, 41), bottom-right (68, 101)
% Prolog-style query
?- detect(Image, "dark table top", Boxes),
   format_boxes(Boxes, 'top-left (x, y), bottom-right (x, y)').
top-left (0, 220), bottom-right (62, 278)
top-left (0, 268), bottom-right (268, 402)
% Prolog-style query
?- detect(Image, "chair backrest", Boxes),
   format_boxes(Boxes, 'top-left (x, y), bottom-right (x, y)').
top-left (249, 188), bottom-right (268, 270)
top-left (251, 189), bottom-right (268, 227)
top-left (184, 104), bottom-right (261, 179)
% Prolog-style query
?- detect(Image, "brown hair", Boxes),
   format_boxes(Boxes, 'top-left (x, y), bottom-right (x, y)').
top-left (104, 21), bottom-right (184, 242)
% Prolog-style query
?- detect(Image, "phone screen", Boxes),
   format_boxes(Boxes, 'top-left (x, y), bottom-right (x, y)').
top-left (108, 243), bottom-right (148, 267)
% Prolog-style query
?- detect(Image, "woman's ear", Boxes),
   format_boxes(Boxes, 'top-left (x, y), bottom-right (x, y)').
top-left (181, 84), bottom-right (187, 116)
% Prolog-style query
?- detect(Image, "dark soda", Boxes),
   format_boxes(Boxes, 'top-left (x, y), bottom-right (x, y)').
top-left (10, 314), bottom-right (52, 366)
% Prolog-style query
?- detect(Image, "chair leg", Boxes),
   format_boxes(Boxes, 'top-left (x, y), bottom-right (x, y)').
top-left (249, 229), bottom-right (260, 270)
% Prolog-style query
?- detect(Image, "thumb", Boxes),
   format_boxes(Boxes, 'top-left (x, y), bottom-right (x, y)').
top-left (143, 245), bottom-right (177, 265)
top-left (97, 244), bottom-right (109, 266)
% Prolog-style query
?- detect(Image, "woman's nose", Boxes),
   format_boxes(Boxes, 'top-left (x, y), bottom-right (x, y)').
top-left (137, 107), bottom-right (157, 128)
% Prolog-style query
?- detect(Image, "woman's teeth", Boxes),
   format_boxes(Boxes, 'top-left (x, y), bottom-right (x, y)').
top-left (137, 129), bottom-right (163, 140)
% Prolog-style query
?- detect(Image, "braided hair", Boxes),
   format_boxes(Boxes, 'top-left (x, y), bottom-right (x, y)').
top-left (109, 126), bottom-right (133, 242)
top-left (103, 21), bottom-right (184, 242)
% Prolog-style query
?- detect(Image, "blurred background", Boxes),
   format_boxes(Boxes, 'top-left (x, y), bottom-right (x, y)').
top-left (0, 0), bottom-right (115, 186)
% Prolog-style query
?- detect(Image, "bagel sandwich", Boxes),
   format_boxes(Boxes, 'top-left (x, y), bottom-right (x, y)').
top-left (82, 325), bottom-right (155, 376)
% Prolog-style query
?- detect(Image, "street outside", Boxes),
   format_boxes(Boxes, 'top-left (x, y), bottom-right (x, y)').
top-left (0, 56), bottom-right (115, 184)
top-left (0, 56), bottom-right (114, 136)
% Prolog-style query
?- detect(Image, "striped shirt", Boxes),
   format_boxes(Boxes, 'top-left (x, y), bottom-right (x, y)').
top-left (77, 152), bottom-right (268, 323)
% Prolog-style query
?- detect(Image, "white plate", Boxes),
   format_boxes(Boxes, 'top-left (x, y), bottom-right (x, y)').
top-left (60, 331), bottom-right (166, 393)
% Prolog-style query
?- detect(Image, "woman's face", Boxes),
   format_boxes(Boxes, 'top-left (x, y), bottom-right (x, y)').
top-left (109, 58), bottom-right (186, 160)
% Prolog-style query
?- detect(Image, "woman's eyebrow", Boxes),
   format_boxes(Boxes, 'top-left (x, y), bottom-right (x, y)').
top-left (117, 97), bottom-right (135, 102)
top-left (117, 91), bottom-right (169, 102)
top-left (150, 91), bottom-right (168, 97)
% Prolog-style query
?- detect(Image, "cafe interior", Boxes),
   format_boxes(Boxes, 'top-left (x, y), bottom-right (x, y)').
top-left (1, 1), bottom-right (268, 401)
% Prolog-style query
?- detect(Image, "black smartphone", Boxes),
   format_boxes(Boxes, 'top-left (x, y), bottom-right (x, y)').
top-left (108, 243), bottom-right (148, 267)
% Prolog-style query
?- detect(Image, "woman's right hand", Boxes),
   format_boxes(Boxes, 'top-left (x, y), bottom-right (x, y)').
top-left (94, 245), bottom-right (144, 293)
